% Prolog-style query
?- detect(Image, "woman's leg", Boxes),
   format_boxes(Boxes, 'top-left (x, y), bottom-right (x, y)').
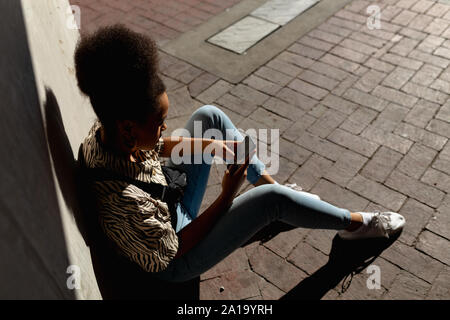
top-left (166, 105), bottom-right (266, 220)
top-left (157, 105), bottom-right (401, 282)
top-left (151, 183), bottom-right (352, 282)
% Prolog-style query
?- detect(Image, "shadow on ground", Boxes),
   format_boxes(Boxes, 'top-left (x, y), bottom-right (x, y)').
top-left (282, 232), bottom-right (399, 300)
top-left (242, 221), bottom-right (399, 300)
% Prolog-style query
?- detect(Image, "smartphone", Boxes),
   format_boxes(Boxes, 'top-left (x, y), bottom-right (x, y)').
top-left (227, 135), bottom-right (256, 175)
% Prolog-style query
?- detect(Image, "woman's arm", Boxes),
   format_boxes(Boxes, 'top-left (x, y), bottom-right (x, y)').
top-left (159, 136), bottom-right (237, 160)
top-left (174, 191), bottom-right (233, 259)
top-left (173, 151), bottom-right (253, 259)
top-left (159, 136), bottom-right (210, 158)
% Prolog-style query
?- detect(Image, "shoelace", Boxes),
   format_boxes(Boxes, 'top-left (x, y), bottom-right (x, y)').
top-left (338, 215), bottom-right (393, 295)
top-left (340, 265), bottom-right (367, 294)
top-left (369, 212), bottom-right (392, 237)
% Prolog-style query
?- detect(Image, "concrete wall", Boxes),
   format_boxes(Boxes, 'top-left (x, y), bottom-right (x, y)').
top-left (0, 0), bottom-right (101, 299)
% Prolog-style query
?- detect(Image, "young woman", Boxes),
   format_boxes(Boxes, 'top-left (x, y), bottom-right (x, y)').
top-left (75, 24), bottom-right (405, 283)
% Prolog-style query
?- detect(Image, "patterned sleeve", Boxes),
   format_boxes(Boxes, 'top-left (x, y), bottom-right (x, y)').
top-left (154, 137), bottom-right (165, 157)
top-left (97, 183), bottom-right (179, 272)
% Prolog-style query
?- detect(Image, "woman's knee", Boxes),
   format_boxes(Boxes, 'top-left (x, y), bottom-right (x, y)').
top-left (190, 105), bottom-right (234, 140)
top-left (192, 105), bottom-right (224, 122)
top-left (254, 183), bottom-right (291, 204)
top-left (243, 184), bottom-right (291, 221)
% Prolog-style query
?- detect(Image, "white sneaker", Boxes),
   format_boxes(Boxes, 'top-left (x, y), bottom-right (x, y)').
top-left (283, 183), bottom-right (321, 201)
top-left (284, 183), bottom-right (303, 191)
top-left (338, 212), bottom-right (406, 240)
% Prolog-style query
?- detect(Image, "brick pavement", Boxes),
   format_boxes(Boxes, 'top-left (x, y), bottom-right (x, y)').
top-left (71, 0), bottom-right (450, 300)
top-left (70, 0), bottom-right (242, 46)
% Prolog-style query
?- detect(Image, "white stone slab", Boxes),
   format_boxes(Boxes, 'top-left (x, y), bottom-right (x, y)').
top-left (251, 0), bottom-right (320, 26)
top-left (208, 16), bottom-right (279, 54)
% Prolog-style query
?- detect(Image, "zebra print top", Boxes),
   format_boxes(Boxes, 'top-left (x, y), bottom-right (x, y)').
top-left (81, 119), bottom-right (179, 272)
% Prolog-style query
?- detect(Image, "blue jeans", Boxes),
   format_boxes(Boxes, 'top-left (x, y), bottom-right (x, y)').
top-left (153, 105), bottom-right (352, 282)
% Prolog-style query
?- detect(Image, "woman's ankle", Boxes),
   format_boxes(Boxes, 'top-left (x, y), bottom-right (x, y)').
top-left (345, 212), bottom-right (364, 232)
top-left (253, 171), bottom-right (277, 187)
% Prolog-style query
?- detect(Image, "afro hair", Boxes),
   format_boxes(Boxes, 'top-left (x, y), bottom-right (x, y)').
top-left (74, 24), bottom-right (166, 129)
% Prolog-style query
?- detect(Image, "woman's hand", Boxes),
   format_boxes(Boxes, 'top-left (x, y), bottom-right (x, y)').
top-left (210, 139), bottom-right (241, 163)
top-left (220, 149), bottom-right (256, 205)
